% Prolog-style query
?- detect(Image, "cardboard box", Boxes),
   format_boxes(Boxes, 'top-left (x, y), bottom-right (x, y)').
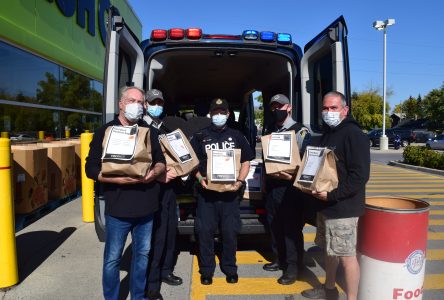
top-left (52, 139), bottom-right (81, 189)
top-left (11, 145), bottom-right (48, 213)
top-left (39, 143), bottom-right (76, 200)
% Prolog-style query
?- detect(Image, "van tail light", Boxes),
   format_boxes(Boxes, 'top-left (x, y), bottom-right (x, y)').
top-left (169, 28), bottom-right (185, 40)
top-left (255, 208), bottom-right (267, 215)
top-left (186, 28), bottom-right (202, 40)
top-left (151, 29), bottom-right (167, 41)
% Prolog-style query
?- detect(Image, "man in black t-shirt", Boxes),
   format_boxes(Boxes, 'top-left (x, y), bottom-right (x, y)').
top-left (191, 98), bottom-right (255, 285)
top-left (85, 86), bottom-right (166, 300)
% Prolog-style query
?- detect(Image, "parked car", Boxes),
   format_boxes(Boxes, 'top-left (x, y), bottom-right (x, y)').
top-left (426, 134), bottom-right (444, 150)
top-left (10, 133), bottom-right (36, 141)
top-left (367, 129), bottom-right (383, 147)
top-left (413, 130), bottom-right (436, 143)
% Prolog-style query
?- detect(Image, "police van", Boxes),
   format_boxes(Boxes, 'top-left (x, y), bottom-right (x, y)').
top-left (94, 8), bottom-right (350, 241)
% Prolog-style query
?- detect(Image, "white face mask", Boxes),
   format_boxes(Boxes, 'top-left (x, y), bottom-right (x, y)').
top-left (124, 103), bottom-right (143, 122)
top-left (322, 111), bottom-right (342, 128)
top-left (211, 114), bottom-right (228, 127)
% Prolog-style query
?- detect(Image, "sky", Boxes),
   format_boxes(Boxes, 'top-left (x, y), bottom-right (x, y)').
top-left (128, 0), bottom-right (444, 112)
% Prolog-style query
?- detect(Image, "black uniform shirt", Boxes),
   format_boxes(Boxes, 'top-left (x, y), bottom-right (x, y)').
top-left (85, 118), bottom-right (166, 218)
top-left (191, 125), bottom-right (255, 177)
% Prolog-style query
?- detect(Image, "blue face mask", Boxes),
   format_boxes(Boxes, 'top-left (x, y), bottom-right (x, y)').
top-left (147, 105), bottom-right (163, 118)
top-left (211, 114), bottom-right (227, 127)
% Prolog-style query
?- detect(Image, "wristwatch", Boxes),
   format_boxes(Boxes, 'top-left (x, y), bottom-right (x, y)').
top-left (236, 179), bottom-right (246, 186)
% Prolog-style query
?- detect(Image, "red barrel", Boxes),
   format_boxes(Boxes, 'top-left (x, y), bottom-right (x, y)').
top-left (358, 196), bottom-right (429, 300)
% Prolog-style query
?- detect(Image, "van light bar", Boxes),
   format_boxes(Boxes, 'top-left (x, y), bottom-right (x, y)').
top-left (169, 28), bottom-right (185, 40)
top-left (243, 30), bottom-right (258, 40)
top-left (277, 33), bottom-right (292, 44)
top-left (151, 29), bottom-right (167, 41)
top-left (260, 31), bottom-right (275, 42)
top-left (186, 28), bottom-right (202, 39)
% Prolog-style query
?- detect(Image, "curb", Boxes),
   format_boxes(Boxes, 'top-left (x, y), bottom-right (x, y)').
top-left (388, 160), bottom-right (444, 177)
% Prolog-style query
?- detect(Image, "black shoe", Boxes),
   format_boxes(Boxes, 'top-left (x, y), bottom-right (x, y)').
top-left (226, 274), bottom-right (238, 284)
top-left (161, 273), bottom-right (183, 286)
top-left (301, 285), bottom-right (339, 300)
top-left (200, 275), bottom-right (213, 285)
top-left (277, 272), bottom-right (298, 285)
top-left (145, 290), bottom-right (163, 300)
top-left (263, 261), bottom-right (280, 271)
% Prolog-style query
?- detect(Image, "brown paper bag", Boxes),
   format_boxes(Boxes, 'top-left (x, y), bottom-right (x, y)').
top-left (101, 125), bottom-right (152, 177)
top-left (293, 147), bottom-right (338, 195)
top-left (261, 131), bottom-right (301, 175)
top-left (206, 149), bottom-right (241, 193)
top-left (160, 129), bottom-right (199, 177)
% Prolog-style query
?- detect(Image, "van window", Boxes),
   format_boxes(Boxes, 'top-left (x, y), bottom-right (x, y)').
top-left (312, 53), bottom-right (333, 131)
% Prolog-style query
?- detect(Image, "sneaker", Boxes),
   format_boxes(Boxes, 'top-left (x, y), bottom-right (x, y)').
top-left (301, 285), bottom-right (339, 300)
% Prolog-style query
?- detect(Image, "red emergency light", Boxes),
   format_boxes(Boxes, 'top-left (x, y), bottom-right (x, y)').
top-left (169, 28), bottom-right (185, 40)
top-left (186, 28), bottom-right (202, 40)
top-left (151, 29), bottom-right (167, 41)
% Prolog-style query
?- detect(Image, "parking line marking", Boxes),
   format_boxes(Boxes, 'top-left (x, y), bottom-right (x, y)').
top-left (431, 210), bottom-right (444, 215)
top-left (366, 189), bottom-right (444, 192)
top-left (424, 274), bottom-right (444, 289)
top-left (428, 232), bottom-right (444, 240)
top-left (427, 249), bottom-right (444, 260)
top-left (429, 219), bottom-right (444, 225)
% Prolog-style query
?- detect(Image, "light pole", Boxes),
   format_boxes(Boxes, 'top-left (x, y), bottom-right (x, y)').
top-left (373, 19), bottom-right (395, 150)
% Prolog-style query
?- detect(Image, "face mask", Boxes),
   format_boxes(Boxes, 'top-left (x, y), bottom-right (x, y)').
top-left (273, 109), bottom-right (288, 123)
top-left (211, 114), bottom-right (227, 127)
top-left (147, 105), bottom-right (163, 118)
top-left (124, 103), bottom-right (143, 122)
top-left (322, 111), bottom-right (342, 128)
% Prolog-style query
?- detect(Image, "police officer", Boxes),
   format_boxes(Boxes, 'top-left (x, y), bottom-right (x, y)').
top-left (191, 98), bottom-right (255, 285)
top-left (263, 94), bottom-right (310, 285)
top-left (143, 89), bottom-right (182, 300)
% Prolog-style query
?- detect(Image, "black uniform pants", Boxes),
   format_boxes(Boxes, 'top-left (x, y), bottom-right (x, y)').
top-left (265, 184), bottom-right (305, 274)
top-left (146, 184), bottom-right (178, 292)
top-left (195, 191), bottom-right (241, 277)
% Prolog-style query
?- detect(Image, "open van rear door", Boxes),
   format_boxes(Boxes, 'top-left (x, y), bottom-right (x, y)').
top-left (96, 10), bottom-right (144, 241)
top-left (103, 9), bottom-right (144, 123)
top-left (300, 16), bottom-right (350, 133)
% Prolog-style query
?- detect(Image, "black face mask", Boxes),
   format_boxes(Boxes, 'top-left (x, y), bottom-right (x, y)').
top-left (273, 109), bottom-right (288, 123)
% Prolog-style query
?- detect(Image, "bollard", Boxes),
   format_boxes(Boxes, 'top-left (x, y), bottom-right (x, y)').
top-left (0, 138), bottom-right (18, 288)
top-left (1, 132), bottom-right (8, 138)
top-left (80, 133), bottom-right (94, 222)
top-left (358, 196), bottom-right (429, 300)
top-left (38, 131), bottom-right (44, 140)
top-left (65, 129), bottom-right (70, 139)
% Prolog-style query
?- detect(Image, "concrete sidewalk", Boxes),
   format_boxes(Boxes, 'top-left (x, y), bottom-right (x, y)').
top-left (1, 198), bottom-right (103, 299)
top-left (1, 198), bottom-right (193, 300)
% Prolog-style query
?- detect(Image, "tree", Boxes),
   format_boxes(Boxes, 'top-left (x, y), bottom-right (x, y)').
top-left (402, 96), bottom-right (419, 120)
top-left (254, 94), bottom-right (264, 129)
top-left (351, 90), bottom-right (390, 130)
top-left (422, 83), bottom-right (444, 127)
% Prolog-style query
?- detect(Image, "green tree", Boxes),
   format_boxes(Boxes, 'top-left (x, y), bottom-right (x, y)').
top-left (402, 96), bottom-right (419, 119)
top-left (254, 94), bottom-right (264, 128)
top-left (351, 90), bottom-right (390, 130)
top-left (422, 83), bottom-right (444, 127)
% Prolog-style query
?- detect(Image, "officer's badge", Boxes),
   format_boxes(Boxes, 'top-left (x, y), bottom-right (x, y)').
top-left (216, 99), bottom-right (223, 105)
top-left (228, 137), bottom-right (232, 141)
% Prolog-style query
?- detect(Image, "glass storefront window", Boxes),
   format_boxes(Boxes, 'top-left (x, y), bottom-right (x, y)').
top-left (0, 40), bottom-right (103, 138)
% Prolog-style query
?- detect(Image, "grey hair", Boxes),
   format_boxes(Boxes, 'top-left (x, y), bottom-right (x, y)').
top-left (119, 86), bottom-right (145, 101)
top-left (324, 91), bottom-right (347, 108)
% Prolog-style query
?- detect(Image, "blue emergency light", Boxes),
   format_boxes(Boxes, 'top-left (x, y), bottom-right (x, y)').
top-left (260, 31), bottom-right (275, 42)
top-left (243, 30), bottom-right (259, 40)
top-left (277, 33), bottom-right (292, 45)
